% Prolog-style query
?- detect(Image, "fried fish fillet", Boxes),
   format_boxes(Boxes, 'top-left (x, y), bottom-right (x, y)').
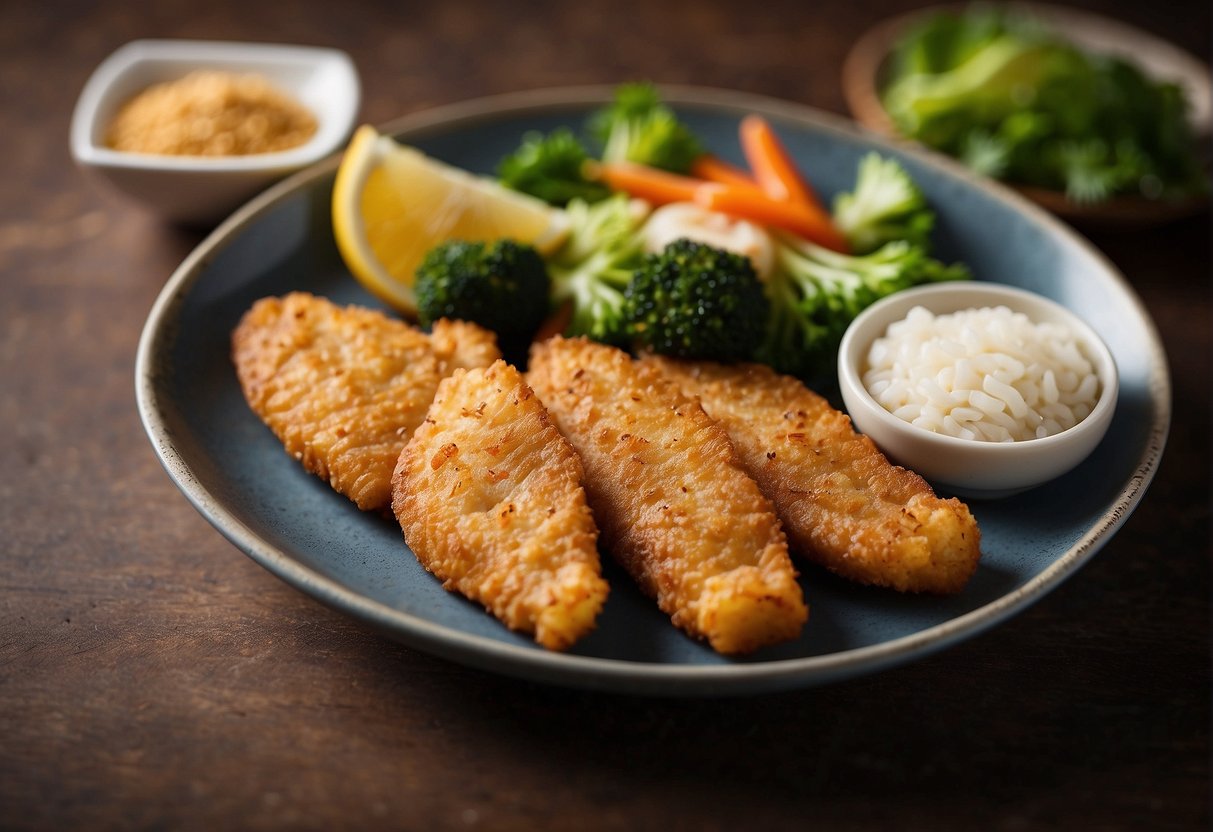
top-left (391, 360), bottom-right (607, 650)
top-left (527, 337), bottom-right (807, 654)
top-left (231, 292), bottom-right (500, 511)
top-left (645, 357), bottom-right (981, 594)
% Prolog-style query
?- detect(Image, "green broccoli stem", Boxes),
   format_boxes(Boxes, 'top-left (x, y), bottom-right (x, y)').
top-left (550, 253), bottom-right (633, 342)
top-left (777, 240), bottom-right (876, 314)
top-left (759, 235), bottom-right (968, 381)
top-left (600, 122), bottom-right (634, 165)
top-left (544, 195), bottom-right (649, 342)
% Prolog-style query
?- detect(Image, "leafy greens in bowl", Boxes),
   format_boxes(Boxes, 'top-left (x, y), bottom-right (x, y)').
top-left (843, 2), bottom-right (1211, 225)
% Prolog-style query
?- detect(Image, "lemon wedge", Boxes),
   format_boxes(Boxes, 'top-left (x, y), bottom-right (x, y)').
top-left (331, 125), bottom-right (569, 316)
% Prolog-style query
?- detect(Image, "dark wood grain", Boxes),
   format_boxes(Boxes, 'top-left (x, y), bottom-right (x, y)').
top-left (2, 1), bottom-right (1208, 829)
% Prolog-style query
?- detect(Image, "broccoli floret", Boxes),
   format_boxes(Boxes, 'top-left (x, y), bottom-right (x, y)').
top-left (547, 194), bottom-right (649, 343)
top-left (757, 236), bottom-right (969, 381)
top-left (832, 153), bottom-right (936, 254)
top-left (496, 128), bottom-right (611, 206)
top-left (414, 239), bottom-right (551, 358)
top-left (624, 239), bottom-right (770, 362)
top-left (588, 82), bottom-right (704, 173)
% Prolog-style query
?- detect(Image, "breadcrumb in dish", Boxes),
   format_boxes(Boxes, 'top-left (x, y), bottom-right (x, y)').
top-left (106, 70), bottom-right (317, 156)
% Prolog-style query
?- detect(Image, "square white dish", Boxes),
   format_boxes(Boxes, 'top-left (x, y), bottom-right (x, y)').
top-left (71, 39), bottom-right (360, 225)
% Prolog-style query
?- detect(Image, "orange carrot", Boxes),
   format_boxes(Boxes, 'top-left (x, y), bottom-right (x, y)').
top-left (690, 154), bottom-right (757, 188)
top-left (589, 161), bottom-right (703, 206)
top-left (592, 153), bottom-right (850, 253)
top-left (697, 184), bottom-right (850, 253)
top-left (739, 115), bottom-right (825, 211)
top-left (737, 115), bottom-right (849, 250)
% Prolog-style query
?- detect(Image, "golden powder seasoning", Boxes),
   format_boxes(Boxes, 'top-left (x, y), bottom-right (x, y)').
top-left (105, 70), bottom-right (318, 156)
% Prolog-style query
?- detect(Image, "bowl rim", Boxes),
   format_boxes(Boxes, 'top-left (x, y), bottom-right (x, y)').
top-left (838, 280), bottom-right (1120, 456)
top-left (69, 38), bottom-right (361, 173)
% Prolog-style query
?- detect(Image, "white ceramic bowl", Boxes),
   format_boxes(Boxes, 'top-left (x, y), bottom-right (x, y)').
top-left (838, 282), bottom-right (1119, 499)
top-left (70, 40), bottom-right (360, 225)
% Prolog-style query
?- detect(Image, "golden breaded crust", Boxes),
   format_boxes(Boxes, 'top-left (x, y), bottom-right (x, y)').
top-left (231, 293), bottom-right (500, 511)
top-left (430, 318), bottom-right (505, 375)
top-left (392, 360), bottom-right (607, 651)
top-left (527, 337), bottom-right (807, 654)
top-left (647, 357), bottom-right (981, 594)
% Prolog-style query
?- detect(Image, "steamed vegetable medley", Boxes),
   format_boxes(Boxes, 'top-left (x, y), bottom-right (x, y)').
top-left (414, 83), bottom-right (968, 381)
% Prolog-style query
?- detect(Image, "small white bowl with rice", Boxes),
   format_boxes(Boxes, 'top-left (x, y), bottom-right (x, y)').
top-left (838, 281), bottom-right (1118, 499)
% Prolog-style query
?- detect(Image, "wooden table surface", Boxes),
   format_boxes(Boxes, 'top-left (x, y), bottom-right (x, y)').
top-left (3, 0), bottom-right (1209, 829)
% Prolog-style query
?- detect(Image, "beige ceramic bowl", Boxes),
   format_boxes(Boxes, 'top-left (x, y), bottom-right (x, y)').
top-left (838, 282), bottom-right (1119, 499)
top-left (71, 40), bottom-right (360, 226)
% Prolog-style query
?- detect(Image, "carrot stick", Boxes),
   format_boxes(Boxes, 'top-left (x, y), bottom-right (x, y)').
top-left (592, 156), bottom-right (850, 252)
top-left (697, 184), bottom-right (850, 253)
top-left (739, 115), bottom-right (825, 211)
top-left (737, 115), bottom-right (849, 250)
top-left (589, 161), bottom-right (703, 206)
top-left (690, 154), bottom-right (757, 188)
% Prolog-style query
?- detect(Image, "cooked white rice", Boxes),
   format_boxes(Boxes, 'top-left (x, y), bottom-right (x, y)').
top-left (862, 305), bottom-right (1100, 442)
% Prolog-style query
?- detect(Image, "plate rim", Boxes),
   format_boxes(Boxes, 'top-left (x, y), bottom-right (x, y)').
top-left (135, 84), bottom-right (1172, 695)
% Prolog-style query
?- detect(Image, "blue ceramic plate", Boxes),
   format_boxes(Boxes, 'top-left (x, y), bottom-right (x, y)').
top-left (135, 86), bottom-right (1170, 696)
